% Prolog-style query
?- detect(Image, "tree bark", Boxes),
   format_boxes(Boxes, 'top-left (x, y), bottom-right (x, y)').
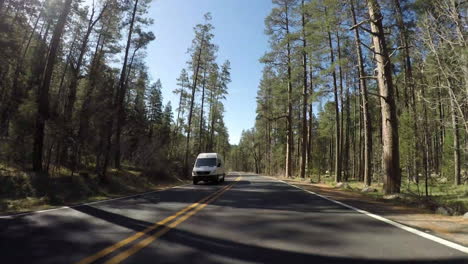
top-left (328, 31), bottom-right (341, 183)
top-left (300, 0), bottom-right (308, 179)
top-left (285, 2), bottom-right (293, 178)
top-left (307, 58), bottom-right (314, 174)
top-left (336, 32), bottom-right (346, 181)
top-left (350, 0), bottom-right (372, 186)
top-left (367, 0), bottom-right (401, 194)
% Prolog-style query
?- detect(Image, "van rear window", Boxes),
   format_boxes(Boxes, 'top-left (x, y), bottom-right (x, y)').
top-left (195, 158), bottom-right (217, 167)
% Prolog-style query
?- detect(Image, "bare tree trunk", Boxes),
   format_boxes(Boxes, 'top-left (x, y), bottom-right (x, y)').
top-left (307, 59), bottom-right (314, 174)
top-left (450, 93), bottom-right (461, 185)
top-left (32, 0), bottom-right (73, 172)
top-left (300, 0), bottom-right (308, 179)
top-left (437, 87), bottom-right (444, 176)
top-left (352, 76), bottom-right (358, 179)
top-left (328, 31), bottom-right (341, 183)
top-left (350, 0), bottom-right (372, 186)
top-left (344, 74), bottom-right (351, 182)
top-left (337, 32), bottom-right (346, 181)
top-left (367, 0), bottom-right (401, 194)
top-left (421, 80), bottom-right (430, 196)
top-left (285, 3), bottom-right (293, 178)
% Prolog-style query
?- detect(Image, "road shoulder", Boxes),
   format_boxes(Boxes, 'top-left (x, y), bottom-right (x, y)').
top-left (0, 180), bottom-right (190, 218)
top-left (269, 176), bottom-right (468, 247)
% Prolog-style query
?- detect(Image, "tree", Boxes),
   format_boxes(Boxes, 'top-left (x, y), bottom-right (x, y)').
top-left (147, 79), bottom-right (163, 137)
top-left (114, 0), bottom-right (153, 169)
top-left (33, 0), bottom-right (73, 172)
top-left (174, 69), bottom-right (190, 133)
top-left (299, 0), bottom-right (308, 179)
top-left (264, 0), bottom-right (297, 177)
top-left (184, 13), bottom-right (215, 175)
top-left (367, 0), bottom-right (401, 194)
top-left (349, 0), bottom-right (372, 186)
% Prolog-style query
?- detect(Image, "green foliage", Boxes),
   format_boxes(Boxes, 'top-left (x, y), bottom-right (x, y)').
top-left (234, 0), bottom-right (467, 199)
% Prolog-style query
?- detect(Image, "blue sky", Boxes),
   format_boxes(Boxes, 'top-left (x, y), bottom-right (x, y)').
top-left (144, 0), bottom-right (273, 145)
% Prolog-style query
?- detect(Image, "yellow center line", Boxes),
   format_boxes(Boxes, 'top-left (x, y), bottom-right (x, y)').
top-left (74, 179), bottom-right (238, 264)
top-left (103, 176), bottom-right (242, 264)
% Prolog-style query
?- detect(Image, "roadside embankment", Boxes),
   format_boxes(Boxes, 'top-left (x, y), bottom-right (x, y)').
top-left (0, 164), bottom-right (188, 216)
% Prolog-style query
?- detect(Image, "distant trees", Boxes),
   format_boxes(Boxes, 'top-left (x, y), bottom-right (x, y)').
top-left (0, 1), bottom-right (230, 181)
top-left (234, 0), bottom-right (467, 194)
top-left (179, 13), bottom-right (231, 175)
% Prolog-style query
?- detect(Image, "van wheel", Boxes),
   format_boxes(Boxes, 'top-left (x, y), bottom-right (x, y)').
top-left (193, 179), bottom-right (198, 185)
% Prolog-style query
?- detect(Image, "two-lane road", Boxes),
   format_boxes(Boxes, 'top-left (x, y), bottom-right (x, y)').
top-left (1, 173), bottom-right (467, 263)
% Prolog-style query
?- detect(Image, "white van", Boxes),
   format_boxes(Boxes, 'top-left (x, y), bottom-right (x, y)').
top-left (192, 153), bottom-right (225, 185)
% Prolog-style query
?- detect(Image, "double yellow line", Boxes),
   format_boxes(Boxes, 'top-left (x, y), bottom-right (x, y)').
top-left (75, 176), bottom-right (241, 264)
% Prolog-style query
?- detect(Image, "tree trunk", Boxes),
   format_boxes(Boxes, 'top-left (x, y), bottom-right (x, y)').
top-left (336, 32), bottom-right (347, 181)
top-left (350, 0), bottom-right (372, 186)
top-left (328, 31), bottom-right (341, 183)
top-left (300, 0), bottom-right (308, 179)
top-left (285, 3), bottom-right (293, 178)
top-left (421, 79), bottom-right (430, 196)
top-left (449, 93), bottom-right (461, 185)
top-left (367, 0), bottom-right (401, 194)
top-left (32, 0), bottom-right (73, 172)
top-left (307, 58), bottom-right (314, 174)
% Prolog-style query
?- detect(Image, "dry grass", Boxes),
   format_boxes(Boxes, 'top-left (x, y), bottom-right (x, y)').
top-left (285, 175), bottom-right (468, 215)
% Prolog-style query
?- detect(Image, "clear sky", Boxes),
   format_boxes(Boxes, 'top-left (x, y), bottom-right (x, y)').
top-left (144, 0), bottom-right (273, 145)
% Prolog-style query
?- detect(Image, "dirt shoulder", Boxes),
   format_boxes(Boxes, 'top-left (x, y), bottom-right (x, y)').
top-left (0, 168), bottom-right (190, 216)
top-left (276, 177), bottom-right (468, 247)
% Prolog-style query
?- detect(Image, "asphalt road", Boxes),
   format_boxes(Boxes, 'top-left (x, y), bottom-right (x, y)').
top-left (1, 173), bottom-right (467, 264)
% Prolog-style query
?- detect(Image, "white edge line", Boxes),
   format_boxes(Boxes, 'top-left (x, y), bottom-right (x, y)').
top-left (266, 176), bottom-right (468, 255)
top-left (0, 183), bottom-right (190, 219)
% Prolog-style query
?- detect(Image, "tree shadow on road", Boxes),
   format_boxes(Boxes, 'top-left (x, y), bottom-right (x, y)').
top-left (1, 175), bottom-right (466, 264)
